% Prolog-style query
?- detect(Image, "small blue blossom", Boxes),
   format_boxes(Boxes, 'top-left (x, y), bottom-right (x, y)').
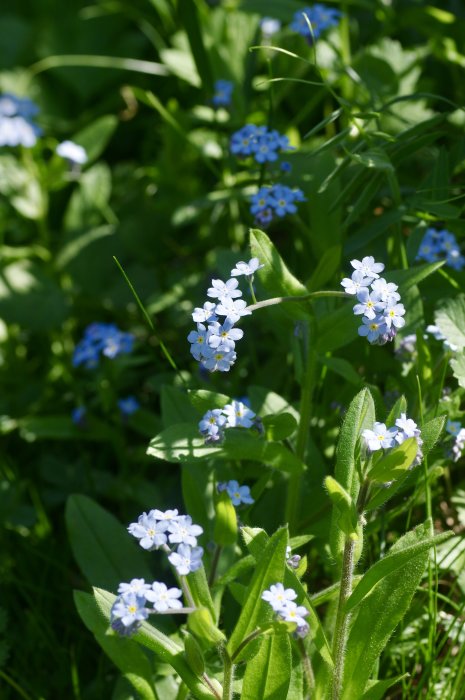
top-left (212, 79), bottom-right (233, 107)
top-left (73, 322), bottom-right (135, 369)
top-left (260, 17), bottom-right (281, 38)
top-left (362, 422), bottom-right (398, 451)
top-left (199, 409), bottom-right (227, 440)
top-left (230, 257), bottom-right (264, 278)
top-left (222, 400), bottom-right (256, 428)
top-left (446, 420), bottom-right (462, 437)
top-left (168, 543), bottom-right (204, 576)
top-left (290, 4), bottom-right (342, 41)
top-left (118, 396), bottom-right (140, 416)
top-left (0, 93), bottom-right (42, 147)
top-left (280, 161), bottom-right (292, 173)
top-left (358, 315), bottom-right (388, 343)
top-left (110, 592), bottom-right (148, 636)
top-left (220, 479), bottom-right (254, 506)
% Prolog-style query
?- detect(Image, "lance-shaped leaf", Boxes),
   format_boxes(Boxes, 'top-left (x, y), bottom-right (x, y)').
top-left (214, 491), bottom-right (238, 546)
top-left (188, 389), bottom-right (231, 414)
top-left (329, 388), bottom-right (375, 561)
top-left (360, 674), bottom-right (408, 700)
top-left (249, 228), bottom-right (311, 320)
top-left (324, 476), bottom-right (359, 540)
top-left (262, 412), bottom-right (298, 441)
top-left (341, 520), bottom-right (447, 698)
top-left (345, 527), bottom-right (453, 612)
top-left (147, 424), bottom-right (305, 475)
top-left (227, 527), bottom-right (288, 662)
top-left (241, 632), bottom-right (292, 700)
top-left (241, 527), bottom-right (333, 669)
top-left (367, 438), bottom-right (418, 483)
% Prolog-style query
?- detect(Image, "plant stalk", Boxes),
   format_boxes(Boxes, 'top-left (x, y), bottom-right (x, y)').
top-left (285, 317), bottom-right (317, 532)
top-left (331, 537), bottom-right (355, 700)
top-left (222, 649), bottom-right (235, 700)
top-left (246, 290), bottom-right (346, 313)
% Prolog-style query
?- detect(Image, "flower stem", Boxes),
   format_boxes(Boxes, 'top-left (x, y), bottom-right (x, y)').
top-left (285, 317), bottom-right (317, 532)
top-left (297, 637), bottom-right (315, 695)
top-left (246, 290), bottom-right (346, 313)
top-left (230, 627), bottom-right (265, 662)
top-left (331, 537), bottom-right (355, 700)
top-left (208, 544), bottom-right (222, 587)
top-left (222, 649), bottom-right (235, 700)
top-left (248, 278), bottom-right (258, 305)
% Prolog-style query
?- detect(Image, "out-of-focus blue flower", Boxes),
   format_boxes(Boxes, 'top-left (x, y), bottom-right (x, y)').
top-left (280, 161), bottom-right (292, 173)
top-left (417, 228), bottom-right (465, 270)
top-left (0, 93), bottom-right (42, 147)
top-left (118, 396), bottom-right (140, 416)
top-left (71, 406), bottom-right (86, 427)
top-left (56, 140), bottom-right (88, 165)
top-left (212, 79), bottom-right (233, 107)
top-left (230, 124), bottom-right (292, 163)
top-left (73, 322), bottom-right (135, 369)
top-left (250, 184), bottom-right (306, 224)
top-left (290, 4), bottom-right (342, 41)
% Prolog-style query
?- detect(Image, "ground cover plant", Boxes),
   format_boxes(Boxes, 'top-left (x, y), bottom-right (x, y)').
top-left (2, 0), bottom-right (465, 698)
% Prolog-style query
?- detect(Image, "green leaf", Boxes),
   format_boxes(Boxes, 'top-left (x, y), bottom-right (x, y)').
top-left (147, 424), bottom-right (305, 475)
top-left (388, 260), bottom-right (445, 292)
top-left (187, 565), bottom-right (216, 621)
top-left (248, 386), bottom-right (300, 422)
top-left (344, 209), bottom-right (405, 255)
top-left (0, 154), bottom-right (46, 220)
top-left (64, 162), bottom-right (112, 230)
top-left (349, 148), bottom-right (394, 171)
top-left (262, 412), bottom-right (298, 441)
top-left (161, 386), bottom-right (198, 427)
top-left (315, 303), bottom-right (357, 353)
top-left (306, 245), bottom-right (341, 292)
top-left (341, 520), bottom-right (440, 698)
top-left (345, 527), bottom-right (453, 612)
top-left (320, 356), bottom-right (363, 385)
top-left (214, 492), bottom-right (238, 546)
top-left (329, 389), bottom-right (375, 562)
top-left (72, 115), bottom-right (118, 163)
top-left (451, 351), bottom-right (465, 388)
top-left (66, 495), bottom-right (152, 591)
top-left (367, 438), bottom-right (418, 483)
top-left (324, 476), bottom-right (359, 539)
top-left (241, 632), bottom-right (292, 700)
top-left (249, 229), bottom-right (310, 320)
top-left (241, 527), bottom-right (333, 669)
top-left (188, 389), bottom-right (231, 414)
top-left (85, 588), bottom-right (217, 700)
top-left (419, 415), bottom-right (446, 455)
top-left (434, 294), bottom-right (465, 352)
top-left (360, 674), bottom-right (408, 700)
top-left (227, 527), bottom-right (288, 662)
top-left (178, 0), bottom-right (213, 94)
top-left (74, 590), bottom-right (157, 700)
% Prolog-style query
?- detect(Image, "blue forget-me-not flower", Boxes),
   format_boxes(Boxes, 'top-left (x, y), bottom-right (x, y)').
top-left (290, 4), bottom-right (342, 41)
top-left (73, 322), bottom-right (135, 368)
top-left (416, 227), bottom-right (465, 270)
top-left (0, 93), bottom-right (42, 147)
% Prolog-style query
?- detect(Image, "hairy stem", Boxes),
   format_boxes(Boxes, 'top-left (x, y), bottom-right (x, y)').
top-left (331, 537), bottom-right (355, 700)
top-left (208, 544), bottom-right (222, 587)
top-left (230, 628), bottom-right (265, 662)
top-left (222, 649), bottom-right (235, 700)
top-left (297, 637), bottom-right (315, 696)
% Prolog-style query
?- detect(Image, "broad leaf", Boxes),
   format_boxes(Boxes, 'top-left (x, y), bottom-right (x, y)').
top-left (262, 412), bottom-right (298, 441)
top-left (66, 494), bottom-right (152, 592)
top-left (434, 294), bottom-right (465, 351)
top-left (368, 438), bottom-right (418, 483)
top-left (74, 590), bottom-right (157, 700)
top-left (241, 632), bottom-right (292, 700)
top-left (188, 389), bottom-right (231, 414)
top-left (451, 351), bottom-right (465, 388)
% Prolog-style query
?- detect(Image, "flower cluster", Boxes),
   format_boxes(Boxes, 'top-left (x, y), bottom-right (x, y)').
top-left (446, 420), bottom-right (465, 462)
top-left (72, 322), bottom-right (135, 368)
top-left (250, 184), bottom-right (306, 226)
top-left (341, 256), bottom-right (406, 345)
top-left (230, 124), bottom-right (292, 163)
top-left (0, 93), bottom-right (42, 148)
top-left (199, 400), bottom-right (257, 443)
top-left (217, 479), bottom-right (254, 506)
top-left (362, 414), bottom-right (423, 463)
top-left (416, 228), bottom-right (465, 271)
top-left (56, 140), bottom-right (88, 165)
top-left (212, 80), bottom-right (233, 108)
top-left (188, 258), bottom-right (263, 372)
top-left (110, 578), bottom-right (184, 636)
top-left (262, 583), bottom-right (309, 638)
top-left (290, 4), bottom-right (342, 41)
top-left (128, 508), bottom-right (204, 576)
